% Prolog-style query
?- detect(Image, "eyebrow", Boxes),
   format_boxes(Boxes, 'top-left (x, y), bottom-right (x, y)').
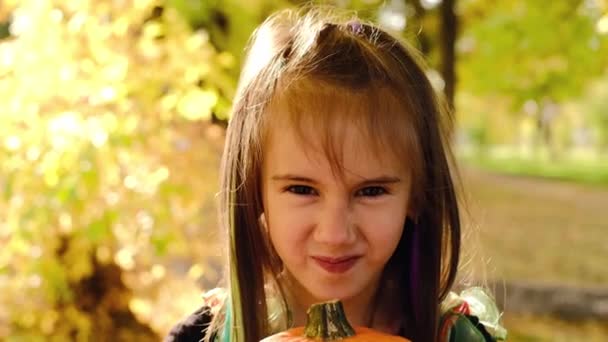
top-left (271, 174), bottom-right (402, 186)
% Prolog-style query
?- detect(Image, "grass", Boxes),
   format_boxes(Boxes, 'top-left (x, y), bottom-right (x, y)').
top-left (458, 162), bottom-right (608, 341)
top-left (459, 152), bottom-right (608, 187)
top-left (460, 165), bottom-right (608, 286)
top-left (503, 314), bottom-right (608, 341)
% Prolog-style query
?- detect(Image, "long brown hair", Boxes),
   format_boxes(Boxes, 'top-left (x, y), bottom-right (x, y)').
top-left (213, 7), bottom-right (460, 342)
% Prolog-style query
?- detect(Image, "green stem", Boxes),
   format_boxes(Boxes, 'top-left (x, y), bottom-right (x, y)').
top-left (303, 300), bottom-right (356, 340)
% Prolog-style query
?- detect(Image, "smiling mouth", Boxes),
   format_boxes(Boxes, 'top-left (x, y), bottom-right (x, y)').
top-left (311, 255), bottom-right (361, 274)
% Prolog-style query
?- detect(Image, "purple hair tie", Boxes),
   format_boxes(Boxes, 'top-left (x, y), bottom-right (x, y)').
top-left (346, 20), bottom-right (364, 35)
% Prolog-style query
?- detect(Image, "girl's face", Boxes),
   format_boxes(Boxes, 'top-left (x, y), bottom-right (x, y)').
top-left (261, 117), bottom-right (411, 312)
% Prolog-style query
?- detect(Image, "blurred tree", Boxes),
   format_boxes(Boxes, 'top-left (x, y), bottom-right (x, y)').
top-left (168, 0), bottom-right (293, 126)
top-left (441, 0), bottom-right (458, 110)
top-left (573, 73), bottom-right (608, 154)
top-left (346, 0), bottom-right (459, 110)
top-left (349, 0), bottom-right (460, 116)
top-left (173, 0), bottom-right (459, 111)
top-left (458, 0), bottom-right (608, 156)
top-left (0, 0), bottom-right (231, 339)
top-left (0, 2), bottom-right (12, 39)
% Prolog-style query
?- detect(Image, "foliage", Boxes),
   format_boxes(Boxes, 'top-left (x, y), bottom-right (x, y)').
top-left (460, 153), bottom-right (608, 187)
top-left (168, 0), bottom-right (292, 82)
top-left (573, 73), bottom-right (608, 152)
top-left (458, 0), bottom-right (608, 105)
top-left (456, 0), bottom-right (608, 157)
top-left (167, 0), bottom-right (447, 86)
top-left (0, 0), bottom-right (231, 339)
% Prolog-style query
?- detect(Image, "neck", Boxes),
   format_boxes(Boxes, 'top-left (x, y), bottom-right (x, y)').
top-left (281, 272), bottom-right (399, 333)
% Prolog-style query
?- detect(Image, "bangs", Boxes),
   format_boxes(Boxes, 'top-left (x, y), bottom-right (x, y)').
top-left (263, 77), bottom-right (422, 192)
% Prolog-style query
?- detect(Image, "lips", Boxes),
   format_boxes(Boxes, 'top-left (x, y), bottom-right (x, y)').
top-left (311, 255), bottom-right (361, 274)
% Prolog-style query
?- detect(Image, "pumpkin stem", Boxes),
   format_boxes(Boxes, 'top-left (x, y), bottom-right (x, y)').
top-left (303, 300), bottom-right (356, 340)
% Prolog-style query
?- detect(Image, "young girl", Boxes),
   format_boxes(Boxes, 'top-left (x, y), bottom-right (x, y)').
top-left (166, 7), bottom-right (506, 342)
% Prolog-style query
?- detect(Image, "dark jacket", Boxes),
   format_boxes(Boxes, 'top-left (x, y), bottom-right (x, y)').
top-left (164, 306), bottom-right (214, 342)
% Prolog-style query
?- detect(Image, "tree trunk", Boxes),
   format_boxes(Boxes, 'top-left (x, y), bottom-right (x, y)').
top-left (440, 0), bottom-right (458, 112)
top-left (410, 0), bottom-right (430, 55)
top-left (72, 259), bottom-right (159, 341)
top-left (57, 236), bottom-right (158, 341)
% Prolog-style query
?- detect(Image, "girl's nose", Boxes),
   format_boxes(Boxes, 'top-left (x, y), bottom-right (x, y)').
top-left (313, 200), bottom-right (356, 246)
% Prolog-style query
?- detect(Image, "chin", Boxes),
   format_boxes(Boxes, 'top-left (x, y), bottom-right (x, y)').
top-left (307, 283), bottom-right (360, 302)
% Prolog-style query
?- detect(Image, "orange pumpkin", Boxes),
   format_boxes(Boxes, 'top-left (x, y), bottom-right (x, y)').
top-left (261, 300), bottom-right (410, 342)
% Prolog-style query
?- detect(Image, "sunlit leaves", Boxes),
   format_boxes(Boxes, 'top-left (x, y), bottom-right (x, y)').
top-left (177, 89), bottom-right (218, 121)
top-left (1, 0), bottom-right (229, 339)
top-left (456, 0), bottom-right (608, 155)
top-left (459, 0), bottom-right (608, 103)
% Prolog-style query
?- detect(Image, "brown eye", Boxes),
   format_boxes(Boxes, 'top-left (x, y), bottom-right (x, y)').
top-left (287, 185), bottom-right (317, 196)
top-left (356, 186), bottom-right (387, 197)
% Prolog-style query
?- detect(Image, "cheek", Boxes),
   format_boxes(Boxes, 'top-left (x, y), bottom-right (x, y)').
top-left (265, 198), bottom-right (314, 256)
top-left (365, 216), bottom-right (405, 244)
top-left (358, 203), bottom-right (407, 255)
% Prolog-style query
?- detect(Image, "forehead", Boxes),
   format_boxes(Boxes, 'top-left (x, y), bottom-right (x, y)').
top-left (262, 92), bottom-right (412, 183)
top-left (263, 117), bottom-right (408, 184)
top-left (261, 78), bottom-right (416, 172)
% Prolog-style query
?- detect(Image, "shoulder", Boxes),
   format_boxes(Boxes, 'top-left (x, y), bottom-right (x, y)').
top-left (439, 287), bottom-right (508, 342)
top-left (164, 288), bottom-right (227, 342)
top-left (164, 305), bottom-right (213, 342)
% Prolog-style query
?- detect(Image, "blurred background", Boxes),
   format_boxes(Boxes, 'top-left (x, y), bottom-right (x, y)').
top-left (0, 0), bottom-right (607, 340)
